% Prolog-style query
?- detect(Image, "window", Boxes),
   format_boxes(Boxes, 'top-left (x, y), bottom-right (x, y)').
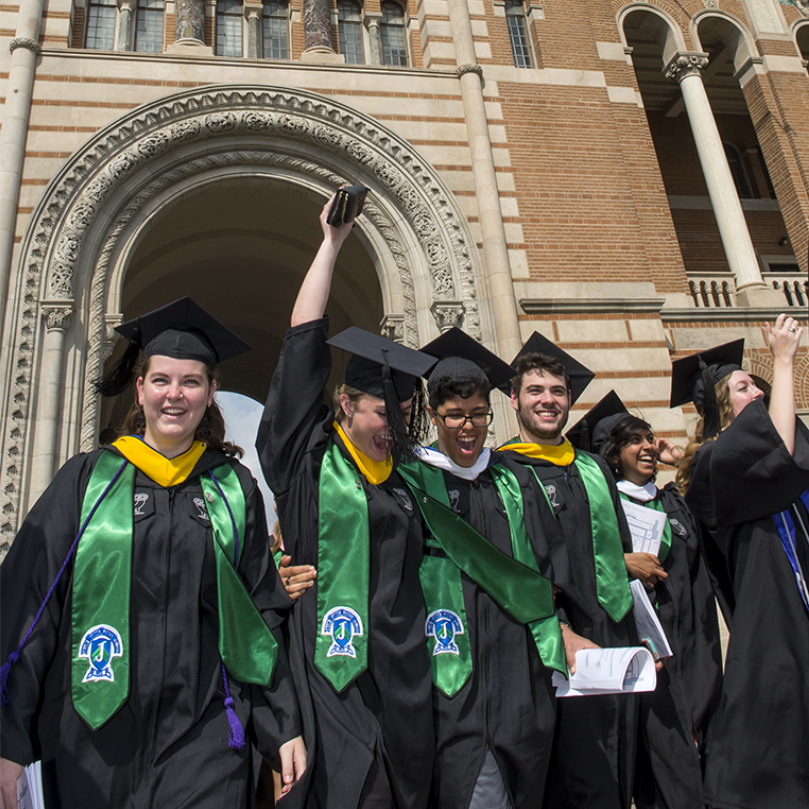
top-left (338, 0), bottom-right (364, 65)
top-left (262, 0), bottom-right (289, 59)
top-left (380, 1), bottom-right (406, 66)
top-left (135, 0), bottom-right (164, 52)
top-left (216, 0), bottom-right (242, 57)
top-left (85, 0), bottom-right (117, 50)
top-left (505, 0), bottom-right (532, 69)
top-left (723, 143), bottom-right (753, 199)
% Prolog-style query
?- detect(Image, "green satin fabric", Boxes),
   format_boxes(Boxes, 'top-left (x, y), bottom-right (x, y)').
top-left (71, 452), bottom-right (134, 730)
top-left (200, 465), bottom-right (278, 686)
top-left (315, 438), bottom-right (370, 692)
top-left (573, 453), bottom-right (633, 622)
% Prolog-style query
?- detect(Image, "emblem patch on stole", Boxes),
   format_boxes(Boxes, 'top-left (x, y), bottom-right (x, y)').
top-left (448, 489), bottom-right (461, 514)
top-left (669, 518), bottom-right (687, 538)
top-left (392, 487), bottom-right (414, 515)
top-left (133, 493), bottom-right (149, 516)
top-left (425, 609), bottom-right (465, 655)
top-left (79, 624), bottom-right (123, 683)
top-left (321, 607), bottom-right (364, 658)
top-left (543, 483), bottom-right (560, 508)
top-left (192, 497), bottom-right (210, 522)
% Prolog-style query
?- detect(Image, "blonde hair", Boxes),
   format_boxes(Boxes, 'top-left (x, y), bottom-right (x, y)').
top-left (675, 374), bottom-right (734, 495)
top-left (333, 383), bottom-right (370, 422)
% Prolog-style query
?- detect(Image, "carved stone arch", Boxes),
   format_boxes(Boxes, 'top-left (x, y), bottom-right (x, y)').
top-left (617, 3), bottom-right (689, 64)
top-left (1, 85), bottom-right (484, 538)
top-left (691, 11), bottom-right (759, 72)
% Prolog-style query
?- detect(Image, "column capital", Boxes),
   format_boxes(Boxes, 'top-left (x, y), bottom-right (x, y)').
top-left (457, 63), bottom-right (483, 79)
top-left (42, 305), bottom-right (73, 332)
top-left (379, 314), bottom-right (405, 344)
top-left (364, 10), bottom-right (382, 27)
top-left (664, 52), bottom-right (709, 83)
top-left (430, 301), bottom-right (465, 333)
top-left (244, 2), bottom-right (262, 20)
top-left (10, 37), bottom-right (42, 55)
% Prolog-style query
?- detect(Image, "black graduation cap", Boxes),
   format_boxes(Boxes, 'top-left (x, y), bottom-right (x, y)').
top-left (669, 339), bottom-right (744, 439)
top-left (95, 297), bottom-right (251, 397)
top-left (510, 331), bottom-right (595, 404)
top-left (421, 327), bottom-right (515, 393)
top-left (328, 327), bottom-right (436, 462)
top-left (566, 390), bottom-right (629, 452)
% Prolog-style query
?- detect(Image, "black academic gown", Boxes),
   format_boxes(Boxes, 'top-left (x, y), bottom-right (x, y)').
top-left (256, 318), bottom-right (434, 809)
top-left (0, 446), bottom-right (300, 809)
top-left (621, 484), bottom-right (722, 809)
top-left (499, 448), bottom-right (638, 809)
top-left (426, 458), bottom-right (558, 809)
top-left (685, 400), bottom-right (809, 809)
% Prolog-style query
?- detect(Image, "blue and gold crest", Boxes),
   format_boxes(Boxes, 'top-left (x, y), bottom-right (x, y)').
top-left (426, 609), bottom-right (465, 655)
top-left (79, 624), bottom-right (123, 683)
top-left (321, 606), bottom-right (364, 658)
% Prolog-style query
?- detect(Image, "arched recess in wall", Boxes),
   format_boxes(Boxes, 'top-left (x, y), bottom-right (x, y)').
top-left (795, 20), bottom-right (809, 63)
top-left (0, 85), bottom-right (486, 539)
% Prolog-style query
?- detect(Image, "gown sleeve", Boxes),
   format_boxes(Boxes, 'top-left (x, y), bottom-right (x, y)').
top-left (686, 399), bottom-right (809, 528)
top-left (231, 464), bottom-right (302, 756)
top-left (255, 317), bottom-right (333, 500)
top-left (0, 453), bottom-right (97, 765)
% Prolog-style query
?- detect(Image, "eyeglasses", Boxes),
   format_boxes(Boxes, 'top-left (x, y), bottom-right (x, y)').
top-left (435, 411), bottom-right (494, 430)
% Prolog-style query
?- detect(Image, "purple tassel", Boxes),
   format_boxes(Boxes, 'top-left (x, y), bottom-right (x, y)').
top-left (224, 696), bottom-right (246, 750)
top-left (0, 651), bottom-right (19, 704)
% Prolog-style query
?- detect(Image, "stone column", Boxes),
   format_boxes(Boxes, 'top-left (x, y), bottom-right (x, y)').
top-left (365, 11), bottom-right (382, 65)
top-left (116, 0), bottom-right (135, 50)
top-left (245, 2), bottom-right (261, 57)
top-left (445, 0), bottom-right (522, 362)
top-left (303, 0), bottom-right (333, 51)
top-left (665, 53), bottom-right (770, 303)
top-left (0, 0), bottom-right (44, 341)
top-left (28, 305), bottom-right (71, 507)
top-left (175, 0), bottom-right (206, 42)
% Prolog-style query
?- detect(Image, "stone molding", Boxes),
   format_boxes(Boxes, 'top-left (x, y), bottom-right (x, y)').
top-left (43, 306), bottom-right (73, 332)
top-left (430, 300), bottom-right (465, 331)
top-left (380, 314), bottom-right (405, 343)
top-left (664, 53), bottom-right (709, 82)
top-left (9, 37), bottom-right (42, 54)
top-left (457, 63), bottom-right (483, 79)
top-left (520, 297), bottom-right (666, 314)
top-left (1, 86), bottom-right (483, 538)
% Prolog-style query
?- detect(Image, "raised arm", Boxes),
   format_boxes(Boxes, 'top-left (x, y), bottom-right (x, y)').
top-left (766, 313), bottom-right (803, 456)
top-left (290, 194), bottom-right (355, 328)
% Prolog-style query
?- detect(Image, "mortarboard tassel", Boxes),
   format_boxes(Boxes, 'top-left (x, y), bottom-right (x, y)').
top-left (699, 360), bottom-right (722, 440)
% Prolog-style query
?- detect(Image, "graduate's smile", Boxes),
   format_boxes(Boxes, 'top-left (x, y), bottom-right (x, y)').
top-left (512, 369), bottom-right (571, 445)
top-left (430, 392), bottom-right (489, 468)
top-left (619, 429), bottom-right (658, 485)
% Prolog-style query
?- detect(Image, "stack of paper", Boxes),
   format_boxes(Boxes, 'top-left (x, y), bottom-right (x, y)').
top-left (552, 647), bottom-right (657, 697)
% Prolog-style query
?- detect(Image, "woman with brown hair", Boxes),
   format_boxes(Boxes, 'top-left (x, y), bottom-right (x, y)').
top-left (672, 313), bottom-right (809, 809)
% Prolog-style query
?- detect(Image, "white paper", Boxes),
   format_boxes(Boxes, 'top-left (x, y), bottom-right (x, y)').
top-left (16, 762), bottom-right (44, 809)
top-left (630, 579), bottom-right (674, 661)
top-left (552, 646), bottom-right (657, 697)
top-left (620, 499), bottom-right (668, 556)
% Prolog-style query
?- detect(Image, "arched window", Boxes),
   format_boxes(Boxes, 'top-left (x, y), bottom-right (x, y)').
top-left (85, 0), bottom-right (117, 50)
top-left (505, 0), bottom-right (532, 69)
top-left (134, 0), bottom-right (165, 52)
top-left (262, 0), bottom-right (289, 59)
top-left (338, 0), bottom-right (364, 65)
top-left (380, 1), bottom-right (407, 66)
top-left (216, 0), bottom-right (243, 57)
top-left (723, 143), bottom-right (752, 199)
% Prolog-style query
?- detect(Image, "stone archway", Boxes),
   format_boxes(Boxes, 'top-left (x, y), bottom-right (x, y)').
top-left (0, 85), bottom-right (486, 540)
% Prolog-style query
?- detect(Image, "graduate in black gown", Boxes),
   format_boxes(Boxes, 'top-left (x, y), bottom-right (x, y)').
top-left (674, 314), bottom-right (809, 809)
top-left (497, 333), bottom-right (638, 809)
top-left (256, 196), bottom-right (436, 809)
top-left (402, 328), bottom-right (565, 809)
top-left (569, 392), bottom-right (722, 809)
top-left (0, 298), bottom-right (304, 809)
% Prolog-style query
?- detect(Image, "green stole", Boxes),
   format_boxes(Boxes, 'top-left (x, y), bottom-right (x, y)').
top-left (397, 460), bottom-right (566, 698)
top-left (71, 451), bottom-right (278, 730)
top-left (526, 450), bottom-right (633, 623)
top-left (618, 491), bottom-right (672, 563)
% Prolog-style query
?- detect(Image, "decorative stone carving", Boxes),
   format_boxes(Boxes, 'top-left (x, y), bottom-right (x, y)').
top-left (175, 0), bottom-right (205, 42)
top-left (664, 53), bottom-right (709, 83)
top-left (44, 307), bottom-right (73, 332)
top-left (380, 314), bottom-right (405, 344)
top-left (457, 64), bottom-right (483, 79)
top-left (430, 301), bottom-right (465, 332)
top-left (9, 38), bottom-right (42, 55)
top-left (2, 86), bottom-right (484, 538)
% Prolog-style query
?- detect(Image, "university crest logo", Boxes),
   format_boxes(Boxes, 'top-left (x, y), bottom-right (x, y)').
top-left (79, 624), bottom-right (123, 683)
top-left (321, 606), bottom-right (364, 658)
top-left (426, 609), bottom-right (464, 655)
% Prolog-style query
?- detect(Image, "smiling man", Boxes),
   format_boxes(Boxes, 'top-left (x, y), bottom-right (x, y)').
top-left (498, 332), bottom-right (638, 809)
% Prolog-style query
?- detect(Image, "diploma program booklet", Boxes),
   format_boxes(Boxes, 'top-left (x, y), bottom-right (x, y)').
top-left (17, 761), bottom-right (44, 809)
top-left (620, 499), bottom-right (668, 556)
top-left (630, 579), bottom-right (674, 662)
top-left (552, 647), bottom-right (657, 697)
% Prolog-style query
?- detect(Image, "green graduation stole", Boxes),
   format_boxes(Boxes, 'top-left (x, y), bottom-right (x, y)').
top-left (398, 461), bottom-right (565, 698)
top-left (315, 439), bottom-right (370, 692)
top-left (528, 452), bottom-right (633, 623)
top-left (619, 492), bottom-right (672, 564)
top-left (71, 452), bottom-right (278, 730)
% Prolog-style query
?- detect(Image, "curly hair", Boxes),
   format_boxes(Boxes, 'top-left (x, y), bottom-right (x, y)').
top-left (118, 355), bottom-right (243, 458)
top-left (675, 373), bottom-right (734, 495)
top-left (428, 376), bottom-right (492, 411)
top-left (511, 353), bottom-right (568, 398)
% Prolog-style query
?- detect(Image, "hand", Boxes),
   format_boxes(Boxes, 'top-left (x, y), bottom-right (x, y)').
top-left (624, 552), bottom-right (668, 586)
top-left (1, 758), bottom-right (23, 809)
top-left (560, 623), bottom-right (600, 674)
top-left (655, 437), bottom-right (684, 467)
top-left (767, 313), bottom-right (803, 365)
top-left (277, 736), bottom-right (307, 797)
top-left (278, 555), bottom-right (316, 600)
top-left (319, 190), bottom-right (356, 245)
